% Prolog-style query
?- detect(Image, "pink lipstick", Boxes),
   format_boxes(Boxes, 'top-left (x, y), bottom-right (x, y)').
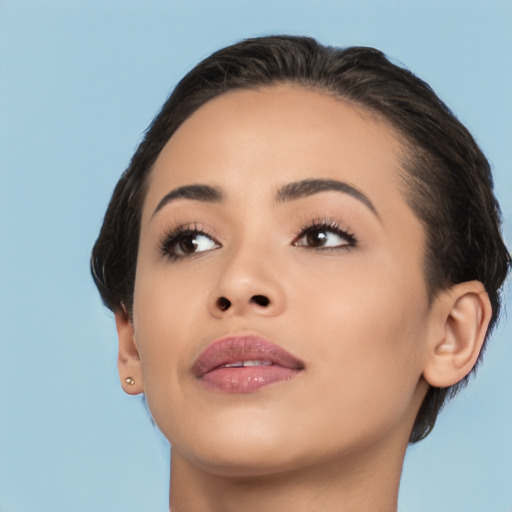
top-left (192, 335), bottom-right (305, 393)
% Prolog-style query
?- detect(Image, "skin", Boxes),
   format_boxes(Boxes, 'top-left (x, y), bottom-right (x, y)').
top-left (115, 85), bottom-right (491, 512)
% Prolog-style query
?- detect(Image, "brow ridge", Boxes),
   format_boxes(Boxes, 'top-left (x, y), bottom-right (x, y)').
top-left (152, 178), bottom-right (378, 219)
top-left (275, 178), bottom-right (379, 217)
top-left (152, 184), bottom-right (224, 217)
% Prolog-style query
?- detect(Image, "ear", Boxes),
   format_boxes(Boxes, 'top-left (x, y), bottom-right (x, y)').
top-left (115, 307), bottom-right (144, 395)
top-left (422, 281), bottom-right (492, 388)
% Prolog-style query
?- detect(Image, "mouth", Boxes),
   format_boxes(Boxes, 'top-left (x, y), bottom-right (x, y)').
top-left (191, 335), bottom-right (305, 393)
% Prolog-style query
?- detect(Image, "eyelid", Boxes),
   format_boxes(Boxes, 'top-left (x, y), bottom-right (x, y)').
top-left (292, 218), bottom-right (357, 248)
top-left (158, 217), bottom-right (356, 261)
top-left (159, 222), bottom-right (221, 260)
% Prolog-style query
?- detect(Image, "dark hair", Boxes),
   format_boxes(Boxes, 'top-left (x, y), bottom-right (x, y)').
top-left (91, 35), bottom-right (510, 443)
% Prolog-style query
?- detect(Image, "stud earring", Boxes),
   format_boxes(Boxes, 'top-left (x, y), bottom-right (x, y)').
top-left (125, 377), bottom-right (135, 386)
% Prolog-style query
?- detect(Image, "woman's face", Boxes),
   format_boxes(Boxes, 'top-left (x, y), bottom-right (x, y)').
top-left (128, 85), bottom-right (436, 475)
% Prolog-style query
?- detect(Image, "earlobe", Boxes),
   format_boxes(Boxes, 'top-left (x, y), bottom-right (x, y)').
top-left (115, 307), bottom-right (144, 395)
top-left (423, 281), bottom-right (492, 388)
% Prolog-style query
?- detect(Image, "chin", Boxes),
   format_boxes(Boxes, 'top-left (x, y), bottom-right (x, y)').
top-left (167, 411), bottom-right (310, 478)
top-left (183, 449), bottom-right (298, 479)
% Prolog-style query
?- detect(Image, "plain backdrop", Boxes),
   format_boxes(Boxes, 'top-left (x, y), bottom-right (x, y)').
top-left (0, 1), bottom-right (511, 511)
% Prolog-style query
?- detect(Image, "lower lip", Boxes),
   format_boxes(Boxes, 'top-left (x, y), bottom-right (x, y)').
top-left (197, 366), bottom-right (302, 393)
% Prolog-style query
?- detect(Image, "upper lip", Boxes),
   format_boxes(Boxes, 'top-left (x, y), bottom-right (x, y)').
top-left (191, 335), bottom-right (305, 377)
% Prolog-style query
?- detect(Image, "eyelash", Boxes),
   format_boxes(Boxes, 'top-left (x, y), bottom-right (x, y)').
top-left (159, 222), bottom-right (219, 261)
top-left (159, 219), bottom-right (357, 261)
top-left (293, 219), bottom-right (357, 251)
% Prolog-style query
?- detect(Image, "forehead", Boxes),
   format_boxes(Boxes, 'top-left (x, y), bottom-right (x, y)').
top-left (145, 85), bottom-right (410, 222)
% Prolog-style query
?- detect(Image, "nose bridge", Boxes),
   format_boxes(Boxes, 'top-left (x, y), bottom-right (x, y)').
top-left (208, 235), bottom-right (286, 317)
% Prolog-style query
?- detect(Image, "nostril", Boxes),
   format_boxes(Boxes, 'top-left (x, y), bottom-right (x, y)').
top-left (217, 297), bottom-right (231, 311)
top-left (250, 295), bottom-right (270, 307)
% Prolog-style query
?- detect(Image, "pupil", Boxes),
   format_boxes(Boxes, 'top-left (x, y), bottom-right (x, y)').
top-left (180, 235), bottom-right (198, 253)
top-left (307, 230), bottom-right (327, 246)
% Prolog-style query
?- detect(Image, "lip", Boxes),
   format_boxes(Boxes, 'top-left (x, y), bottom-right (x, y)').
top-left (192, 335), bottom-right (305, 393)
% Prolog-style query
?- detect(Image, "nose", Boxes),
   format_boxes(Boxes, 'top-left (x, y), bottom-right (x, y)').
top-left (207, 247), bottom-right (286, 319)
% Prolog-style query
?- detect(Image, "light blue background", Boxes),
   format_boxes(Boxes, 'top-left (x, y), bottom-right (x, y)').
top-left (1, 1), bottom-right (511, 511)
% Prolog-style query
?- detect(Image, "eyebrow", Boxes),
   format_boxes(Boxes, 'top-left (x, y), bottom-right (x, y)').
top-left (152, 178), bottom-right (379, 219)
top-left (275, 178), bottom-right (379, 218)
top-left (152, 184), bottom-right (224, 217)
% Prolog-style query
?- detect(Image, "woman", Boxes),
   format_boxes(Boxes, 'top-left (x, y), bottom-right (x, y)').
top-left (91, 36), bottom-right (510, 511)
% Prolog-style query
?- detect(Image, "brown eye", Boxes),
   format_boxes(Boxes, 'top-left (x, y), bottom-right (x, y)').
top-left (294, 225), bottom-right (355, 249)
top-left (175, 233), bottom-right (218, 256)
top-left (163, 230), bottom-right (220, 259)
top-left (177, 234), bottom-right (201, 254)
top-left (305, 229), bottom-right (329, 247)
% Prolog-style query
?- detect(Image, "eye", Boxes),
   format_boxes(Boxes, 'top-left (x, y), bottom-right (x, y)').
top-left (293, 222), bottom-right (356, 250)
top-left (161, 226), bottom-right (220, 260)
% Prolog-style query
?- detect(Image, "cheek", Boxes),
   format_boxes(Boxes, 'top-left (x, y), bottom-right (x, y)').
top-left (293, 254), bottom-right (429, 416)
top-left (131, 266), bottom-right (209, 400)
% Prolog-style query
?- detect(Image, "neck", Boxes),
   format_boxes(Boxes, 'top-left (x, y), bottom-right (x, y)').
top-left (169, 435), bottom-right (407, 512)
